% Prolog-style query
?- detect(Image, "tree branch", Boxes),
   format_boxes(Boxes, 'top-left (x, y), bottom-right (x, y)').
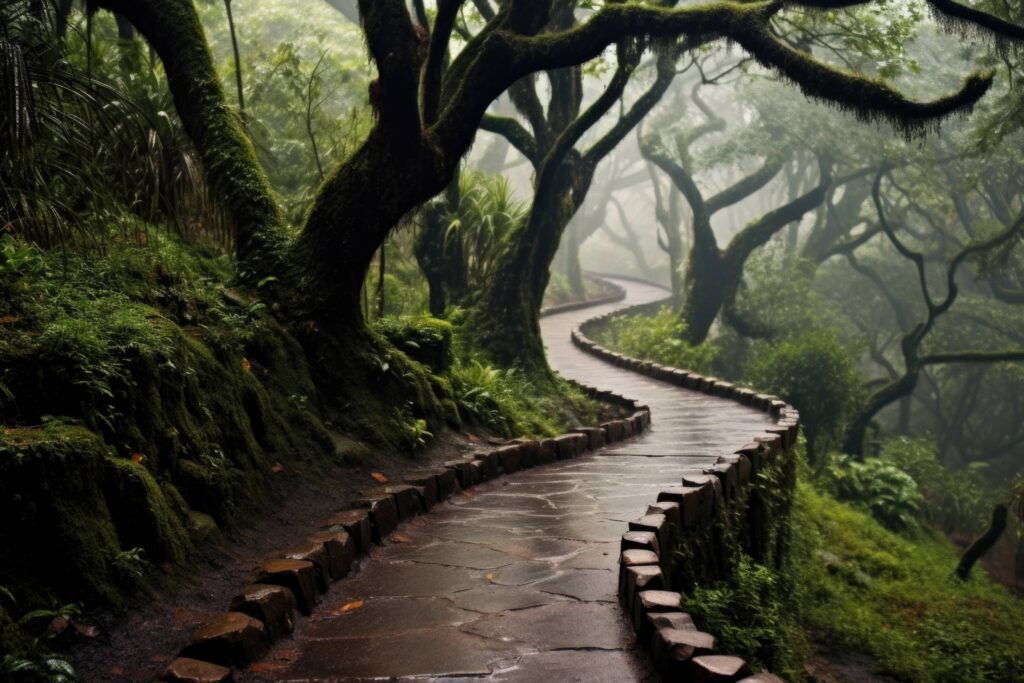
top-left (479, 113), bottom-right (538, 163)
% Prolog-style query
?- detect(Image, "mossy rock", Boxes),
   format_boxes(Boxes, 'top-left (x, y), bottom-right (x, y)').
top-left (375, 317), bottom-right (455, 373)
top-left (100, 457), bottom-right (192, 565)
top-left (0, 426), bottom-right (125, 605)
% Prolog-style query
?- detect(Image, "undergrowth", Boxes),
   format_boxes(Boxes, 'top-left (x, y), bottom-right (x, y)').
top-left (791, 479), bottom-right (1024, 682)
top-left (590, 305), bottom-right (717, 373)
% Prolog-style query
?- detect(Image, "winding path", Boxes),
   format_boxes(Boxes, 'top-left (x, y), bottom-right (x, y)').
top-left (253, 277), bottom-right (774, 682)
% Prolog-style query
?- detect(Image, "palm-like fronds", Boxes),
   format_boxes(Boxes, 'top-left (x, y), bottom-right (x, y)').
top-left (0, 1), bottom-right (232, 250)
top-left (444, 171), bottom-right (525, 284)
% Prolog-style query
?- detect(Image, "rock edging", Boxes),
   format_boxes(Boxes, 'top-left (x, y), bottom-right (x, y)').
top-left (157, 383), bottom-right (650, 680)
top-left (572, 295), bottom-right (799, 683)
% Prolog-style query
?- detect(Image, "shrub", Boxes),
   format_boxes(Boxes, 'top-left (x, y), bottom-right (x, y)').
top-left (746, 329), bottom-right (861, 461)
top-left (592, 306), bottom-right (717, 373)
top-left (823, 454), bottom-right (923, 531)
top-left (687, 555), bottom-right (807, 678)
top-left (880, 437), bottom-right (990, 535)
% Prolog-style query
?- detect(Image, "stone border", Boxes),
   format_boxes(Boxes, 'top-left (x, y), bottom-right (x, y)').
top-left (571, 293), bottom-right (799, 683)
top-left (538, 274), bottom-right (627, 318)
top-left (157, 379), bottom-right (650, 680)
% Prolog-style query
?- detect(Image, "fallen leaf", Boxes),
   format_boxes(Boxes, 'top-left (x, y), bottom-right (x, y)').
top-left (131, 452), bottom-right (145, 464)
top-left (465, 432), bottom-right (480, 443)
top-left (485, 572), bottom-right (494, 582)
top-left (389, 531), bottom-right (412, 543)
top-left (0, 315), bottom-right (19, 325)
top-left (241, 357), bottom-right (252, 373)
top-left (331, 598), bottom-right (364, 615)
top-left (48, 616), bottom-right (69, 635)
top-left (74, 623), bottom-right (99, 638)
top-left (249, 661), bottom-right (288, 674)
top-left (109, 666), bottom-right (125, 676)
top-left (370, 471), bottom-right (388, 483)
top-left (271, 462), bottom-right (285, 474)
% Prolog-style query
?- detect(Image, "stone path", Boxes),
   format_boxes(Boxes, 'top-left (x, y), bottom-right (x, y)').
top-left (252, 277), bottom-right (774, 682)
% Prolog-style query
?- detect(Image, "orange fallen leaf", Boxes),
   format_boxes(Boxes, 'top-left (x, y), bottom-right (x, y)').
top-left (370, 471), bottom-right (388, 483)
top-left (331, 598), bottom-right (364, 615)
top-left (271, 462), bottom-right (285, 474)
top-left (390, 532), bottom-right (412, 543)
top-left (465, 432), bottom-right (480, 443)
top-left (109, 666), bottom-right (125, 676)
top-left (0, 315), bottom-right (19, 325)
top-left (131, 452), bottom-right (145, 464)
top-left (241, 357), bottom-right (252, 372)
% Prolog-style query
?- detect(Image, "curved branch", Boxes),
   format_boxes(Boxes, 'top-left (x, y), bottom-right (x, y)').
top-left (706, 156), bottom-right (784, 216)
top-left (480, 114), bottom-right (538, 163)
top-left (921, 350), bottom-right (1024, 365)
top-left (423, 0), bottom-right (466, 125)
top-left (927, 0), bottom-right (1024, 42)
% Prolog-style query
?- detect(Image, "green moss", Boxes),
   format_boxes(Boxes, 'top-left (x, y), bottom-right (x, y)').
top-left (101, 458), bottom-right (192, 565)
top-left (0, 426), bottom-right (125, 606)
top-left (0, 235), bottom-right (335, 623)
top-left (791, 480), bottom-right (1024, 682)
top-left (375, 316), bottom-right (455, 373)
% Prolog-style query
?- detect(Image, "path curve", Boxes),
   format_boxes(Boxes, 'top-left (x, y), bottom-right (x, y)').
top-left (254, 277), bottom-right (774, 682)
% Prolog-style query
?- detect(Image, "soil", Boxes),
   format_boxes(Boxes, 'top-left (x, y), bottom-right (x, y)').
top-left (805, 636), bottom-right (900, 683)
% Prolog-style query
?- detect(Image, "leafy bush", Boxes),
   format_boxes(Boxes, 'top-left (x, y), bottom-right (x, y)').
top-left (592, 306), bottom-right (717, 374)
top-left (746, 329), bottom-right (861, 460)
top-left (448, 358), bottom-right (601, 438)
top-left (687, 555), bottom-right (807, 678)
top-left (823, 454), bottom-right (923, 531)
top-left (880, 438), bottom-right (990, 535)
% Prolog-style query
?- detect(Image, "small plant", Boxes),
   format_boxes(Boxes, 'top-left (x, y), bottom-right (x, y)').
top-left (0, 236), bottom-right (48, 278)
top-left (686, 555), bottom-right (805, 678)
top-left (109, 547), bottom-right (148, 581)
top-left (0, 587), bottom-right (79, 683)
top-left (823, 454), bottom-right (922, 531)
top-left (746, 329), bottom-right (862, 463)
top-left (593, 306), bottom-right (717, 374)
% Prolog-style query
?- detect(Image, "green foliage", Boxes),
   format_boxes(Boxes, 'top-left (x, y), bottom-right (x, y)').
top-left (880, 437), bottom-right (990, 534)
top-left (1, 3), bottom-right (233, 251)
top-left (197, 0), bottom-right (371, 225)
top-left (592, 306), bottom-right (717, 374)
top-left (0, 588), bottom-right (78, 681)
top-left (792, 480), bottom-right (1024, 681)
top-left (822, 454), bottom-right (923, 531)
top-left (448, 359), bottom-right (586, 437)
top-left (442, 171), bottom-right (528, 286)
top-left (687, 556), bottom-right (807, 679)
top-left (746, 329), bottom-right (862, 456)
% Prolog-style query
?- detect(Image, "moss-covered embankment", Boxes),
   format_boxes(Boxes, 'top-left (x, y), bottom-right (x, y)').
top-left (0, 236), bottom-right (340, 658)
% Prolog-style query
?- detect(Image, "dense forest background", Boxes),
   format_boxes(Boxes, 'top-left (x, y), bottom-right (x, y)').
top-left (2, 0), bottom-right (1024, 680)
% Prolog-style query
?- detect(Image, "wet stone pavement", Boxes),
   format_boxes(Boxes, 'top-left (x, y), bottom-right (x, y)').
top-left (251, 278), bottom-right (774, 681)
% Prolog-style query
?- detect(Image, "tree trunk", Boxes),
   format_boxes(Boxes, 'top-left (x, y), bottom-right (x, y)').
top-left (680, 222), bottom-right (726, 343)
top-left (566, 222), bottom-right (587, 301)
top-left (956, 504), bottom-right (1008, 580)
top-left (471, 160), bottom-right (586, 376)
top-left (93, 0), bottom-right (285, 278)
top-left (843, 371), bottom-right (919, 456)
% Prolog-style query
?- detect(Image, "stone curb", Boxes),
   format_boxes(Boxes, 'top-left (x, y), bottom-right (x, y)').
top-left (157, 382), bottom-right (650, 679)
top-left (571, 292), bottom-right (798, 683)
